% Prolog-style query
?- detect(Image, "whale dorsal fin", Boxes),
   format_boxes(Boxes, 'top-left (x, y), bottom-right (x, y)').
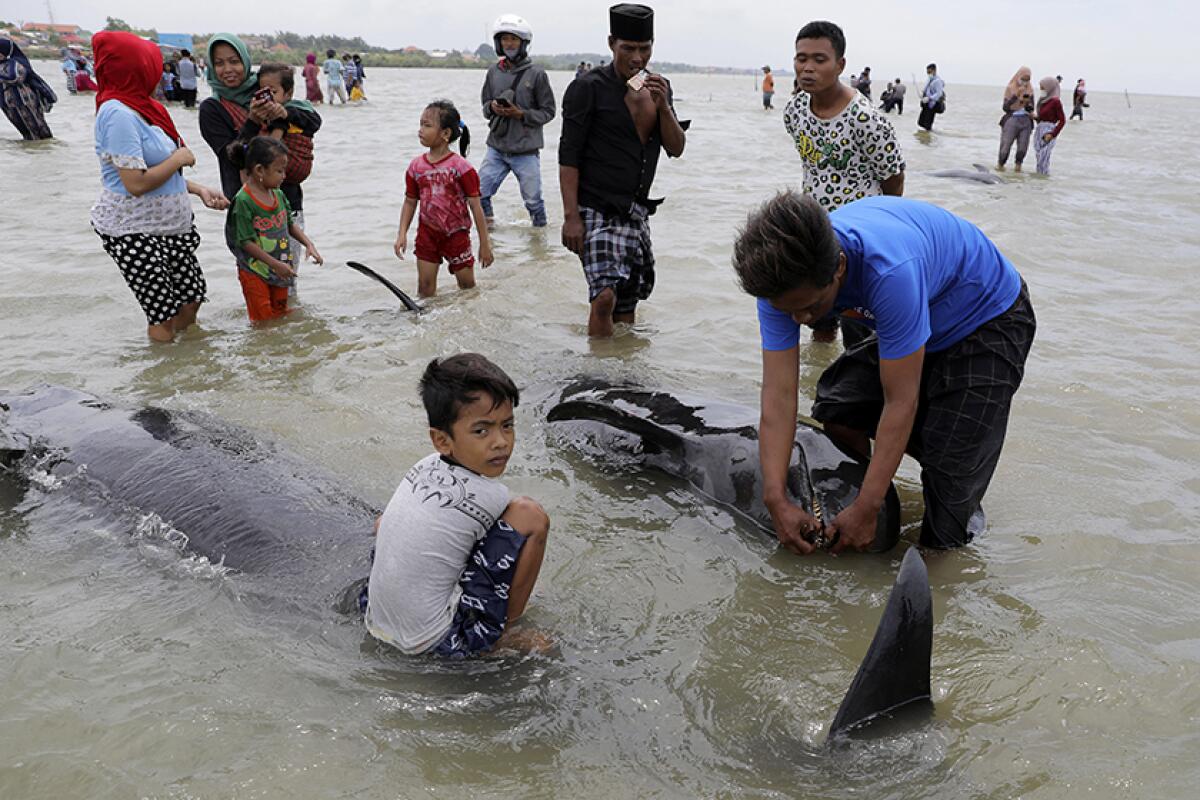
top-left (828, 547), bottom-right (933, 738)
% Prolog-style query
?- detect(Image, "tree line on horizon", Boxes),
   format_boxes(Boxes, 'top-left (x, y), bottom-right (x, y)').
top-left (13, 18), bottom-right (754, 74)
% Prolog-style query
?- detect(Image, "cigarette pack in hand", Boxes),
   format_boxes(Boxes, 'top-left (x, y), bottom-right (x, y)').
top-left (627, 70), bottom-right (648, 91)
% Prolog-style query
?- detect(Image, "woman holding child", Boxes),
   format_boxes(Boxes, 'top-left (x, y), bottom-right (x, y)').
top-left (198, 34), bottom-right (281, 201)
top-left (198, 34), bottom-right (323, 318)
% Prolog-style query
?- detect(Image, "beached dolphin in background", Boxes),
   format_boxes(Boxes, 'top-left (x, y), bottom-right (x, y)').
top-left (927, 163), bottom-right (1003, 184)
top-left (546, 379), bottom-right (900, 552)
top-left (0, 385), bottom-right (373, 597)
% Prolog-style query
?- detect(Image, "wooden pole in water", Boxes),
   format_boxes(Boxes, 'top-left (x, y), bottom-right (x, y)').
top-left (1125, 89), bottom-right (1131, 108)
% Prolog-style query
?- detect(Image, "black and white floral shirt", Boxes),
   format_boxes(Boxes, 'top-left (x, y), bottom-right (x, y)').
top-left (783, 90), bottom-right (905, 211)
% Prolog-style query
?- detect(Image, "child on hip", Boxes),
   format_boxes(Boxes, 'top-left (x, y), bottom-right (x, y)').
top-left (226, 136), bottom-right (323, 322)
top-left (394, 101), bottom-right (494, 298)
top-left (252, 62), bottom-right (322, 291)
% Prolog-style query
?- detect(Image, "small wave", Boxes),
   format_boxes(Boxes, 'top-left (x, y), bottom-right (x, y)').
top-left (26, 468), bottom-right (64, 491)
top-left (20, 449), bottom-right (87, 491)
top-left (133, 512), bottom-right (191, 551)
top-left (131, 512), bottom-right (234, 580)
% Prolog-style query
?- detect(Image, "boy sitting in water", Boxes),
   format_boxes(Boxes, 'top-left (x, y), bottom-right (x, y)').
top-left (365, 354), bottom-right (550, 658)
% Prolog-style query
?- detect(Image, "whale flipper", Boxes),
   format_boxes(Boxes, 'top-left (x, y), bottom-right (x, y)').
top-left (828, 547), bottom-right (933, 738)
top-left (346, 261), bottom-right (423, 313)
top-left (547, 398), bottom-right (685, 458)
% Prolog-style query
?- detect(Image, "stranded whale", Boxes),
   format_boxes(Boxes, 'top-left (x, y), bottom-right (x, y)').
top-left (0, 385), bottom-right (373, 596)
top-left (2, 384), bottom-right (932, 732)
top-left (547, 379), bottom-right (900, 551)
top-left (547, 380), bottom-right (932, 735)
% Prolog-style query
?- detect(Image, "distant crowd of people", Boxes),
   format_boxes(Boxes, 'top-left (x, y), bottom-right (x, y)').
top-left (157, 49), bottom-right (200, 106)
top-left (314, 51), bottom-right (368, 104)
top-left (786, 53), bottom-right (1084, 175)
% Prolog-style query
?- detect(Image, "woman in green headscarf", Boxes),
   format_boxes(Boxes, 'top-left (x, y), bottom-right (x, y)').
top-left (198, 33), bottom-right (284, 200)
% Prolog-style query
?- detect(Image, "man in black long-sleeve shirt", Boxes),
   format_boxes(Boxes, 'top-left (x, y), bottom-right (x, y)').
top-left (559, 3), bottom-right (686, 337)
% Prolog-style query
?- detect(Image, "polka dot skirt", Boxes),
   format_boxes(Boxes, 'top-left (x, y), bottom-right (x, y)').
top-left (98, 228), bottom-right (207, 325)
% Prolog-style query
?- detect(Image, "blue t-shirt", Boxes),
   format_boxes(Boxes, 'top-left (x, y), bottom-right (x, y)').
top-left (94, 99), bottom-right (187, 198)
top-left (757, 196), bottom-right (1021, 359)
top-left (323, 58), bottom-right (343, 81)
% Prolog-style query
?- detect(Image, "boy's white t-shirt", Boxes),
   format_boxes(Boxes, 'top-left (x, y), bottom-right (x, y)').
top-left (366, 453), bottom-right (510, 654)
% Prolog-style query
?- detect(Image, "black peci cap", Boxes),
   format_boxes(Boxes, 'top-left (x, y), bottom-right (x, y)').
top-left (610, 3), bottom-right (654, 41)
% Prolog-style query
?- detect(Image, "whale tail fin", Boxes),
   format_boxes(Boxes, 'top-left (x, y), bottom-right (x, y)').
top-left (828, 547), bottom-right (933, 738)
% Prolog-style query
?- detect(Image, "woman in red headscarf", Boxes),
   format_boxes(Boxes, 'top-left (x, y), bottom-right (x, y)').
top-left (89, 30), bottom-right (229, 343)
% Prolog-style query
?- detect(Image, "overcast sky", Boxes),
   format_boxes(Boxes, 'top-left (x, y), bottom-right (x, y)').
top-left (6, 0), bottom-right (1196, 96)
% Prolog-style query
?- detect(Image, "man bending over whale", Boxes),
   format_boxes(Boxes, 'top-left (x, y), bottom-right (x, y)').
top-left (365, 354), bottom-right (549, 657)
top-left (733, 193), bottom-right (1035, 553)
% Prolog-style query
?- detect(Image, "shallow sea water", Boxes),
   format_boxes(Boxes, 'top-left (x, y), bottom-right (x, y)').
top-left (2, 66), bottom-right (1199, 799)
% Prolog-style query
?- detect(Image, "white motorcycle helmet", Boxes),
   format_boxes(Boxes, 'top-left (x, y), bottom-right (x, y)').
top-left (492, 14), bottom-right (533, 60)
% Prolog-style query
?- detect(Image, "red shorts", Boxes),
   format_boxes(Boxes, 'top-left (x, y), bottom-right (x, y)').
top-left (238, 269), bottom-right (290, 322)
top-left (414, 224), bottom-right (474, 273)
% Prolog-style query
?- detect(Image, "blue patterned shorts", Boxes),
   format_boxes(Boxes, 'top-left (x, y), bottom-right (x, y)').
top-left (359, 520), bottom-right (526, 659)
top-left (430, 520), bottom-right (526, 659)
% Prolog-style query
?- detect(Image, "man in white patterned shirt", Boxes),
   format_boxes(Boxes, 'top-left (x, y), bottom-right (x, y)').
top-left (784, 20), bottom-right (905, 342)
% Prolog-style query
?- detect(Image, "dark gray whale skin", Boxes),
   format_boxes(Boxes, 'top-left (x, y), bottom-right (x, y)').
top-left (828, 547), bottom-right (933, 738)
top-left (0, 385), bottom-right (373, 594)
top-left (547, 380), bottom-right (900, 552)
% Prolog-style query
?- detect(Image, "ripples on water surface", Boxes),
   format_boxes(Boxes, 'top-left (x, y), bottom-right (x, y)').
top-left (2, 66), bottom-right (1199, 798)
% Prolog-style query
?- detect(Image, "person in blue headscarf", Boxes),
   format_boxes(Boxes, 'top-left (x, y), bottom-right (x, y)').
top-left (0, 37), bottom-right (57, 139)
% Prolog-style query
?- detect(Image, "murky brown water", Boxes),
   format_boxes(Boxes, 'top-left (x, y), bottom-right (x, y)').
top-left (2, 66), bottom-right (1199, 799)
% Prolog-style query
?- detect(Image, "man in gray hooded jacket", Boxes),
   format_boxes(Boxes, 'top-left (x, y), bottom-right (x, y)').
top-left (480, 14), bottom-right (557, 227)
